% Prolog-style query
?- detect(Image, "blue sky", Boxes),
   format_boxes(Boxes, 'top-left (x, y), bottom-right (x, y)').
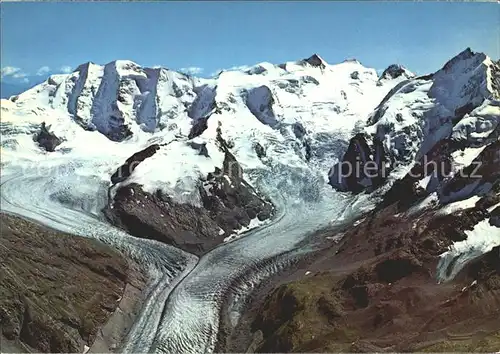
top-left (1, 1), bottom-right (498, 85)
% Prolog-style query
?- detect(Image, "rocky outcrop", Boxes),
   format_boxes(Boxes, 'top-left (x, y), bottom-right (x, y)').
top-left (254, 142), bottom-right (266, 159)
top-left (491, 206), bottom-right (500, 227)
top-left (302, 54), bottom-right (327, 69)
top-left (105, 182), bottom-right (223, 256)
top-left (378, 64), bottom-right (414, 81)
top-left (188, 116), bottom-right (209, 139)
top-left (104, 125), bottom-right (274, 255)
top-left (110, 144), bottom-right (160, 184)
top-left (188, 141), bottom-right (209, 157)
top-left (0, 214), bottom-right (146, 353)
top-left (200, 127), bottom-right (274, 232)
top-left (439, 140), bottom-right (500, 202)
top-left (34, 122), bottom-right (62, 152)
top-left (328, 133), bottom-right (388, 193)
top-left (245, 86), bottom-right (278, 128)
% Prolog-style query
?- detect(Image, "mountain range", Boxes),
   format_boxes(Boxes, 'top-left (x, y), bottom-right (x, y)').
top-left (0, 48), bottom-right (498, 353)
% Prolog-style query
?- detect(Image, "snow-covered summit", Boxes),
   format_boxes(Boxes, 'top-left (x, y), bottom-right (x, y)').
top-left (379, 64), bottom-right (415, 81)
top-left (364, 48), bottom-right (498, 162)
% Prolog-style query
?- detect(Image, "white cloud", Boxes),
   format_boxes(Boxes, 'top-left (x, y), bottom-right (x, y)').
top-left (1, 66), bottom-right (21, 78)
top-left (229, 65), bottom-right (251, 71)
top-left (179, 66), bottom-right (204, 75)
top-left (60, 65), bottom-right (72, 74)
top-left (21, 78), bottom-right (29, 83)
top-left (210, 65), bottom-right (251, 77)
top-left (36, 66), bottom-right (51, 76)
top-left (12, 72), bottom-right (28, 79)
top-left (210, 69), bottom-right (222, 77)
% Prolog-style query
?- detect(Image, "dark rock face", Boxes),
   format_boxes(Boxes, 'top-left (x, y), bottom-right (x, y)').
top-left (303, 54), bottom-right (326, 69)
top-left (303, 139), bottom-right (312, 162)
top-left (379, 64), bottom-right (413, 80)
top-left (188, 116), bottom-right (209, 139)
top-left (454, 102), bottom-right (476, 123)
top-left (328, 133), bottom-right (388, 193)
top-left (104, 125), bottom-right (274, 255)
top-left (188, 141), bottom-right (209, 157)
top-left (34, 122), bottom-right (62, 152)
top-left (464, 246), bottom-right (500, 285)
top-left (245, 86), bottom-right (279, 127)
top-left (292, 122), bottom-right (306, 140)
top-left (254, 142), bottom-right (266, 159)
top-left (440, 141), bottom-right (500, 202)
top-left (442, 47), bottom-right (475, 73)
top-left (200, 129), bottom-right (274, 231)
top-left (106, 116), bottom-right (133, 143)
top-left (104, 183), bottom-right (223, 255)
top-left (110, 144), bottom-right (160, 184)
top-left (381, 139), bottom-right (499, 213)
top-left (491, 206), bottom-right (500, 227)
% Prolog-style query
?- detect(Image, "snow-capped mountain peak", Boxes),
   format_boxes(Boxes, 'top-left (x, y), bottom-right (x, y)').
top-left (302, 53), bottom-right (328, 68)
top-left (379, 64), bottom-right (415, 81)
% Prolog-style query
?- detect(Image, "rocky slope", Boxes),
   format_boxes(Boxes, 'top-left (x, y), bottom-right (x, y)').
top-left (0, 214), bottom-right (147, 353)
top-left (329, 48), bottom-right (499, 197)
top-left (236, 196), bottom-right (499, 352)
top-left (325, 47), bottom-right (500, 279)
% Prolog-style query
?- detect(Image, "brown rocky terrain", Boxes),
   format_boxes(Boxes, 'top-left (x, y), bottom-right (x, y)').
top-left (0, 213), bottom-right (147, 353)
top-left (223, 191), bottom-right (500, 352)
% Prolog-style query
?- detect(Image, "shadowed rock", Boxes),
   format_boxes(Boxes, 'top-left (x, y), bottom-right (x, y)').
top-left (328, 133), bottom-right (388, 193)
top-left (110, 144), bottom-right (160, 184)
top-left (303, 54), bottom-right (327, 69)
top-left (35, 122), bottom-right (62, 152)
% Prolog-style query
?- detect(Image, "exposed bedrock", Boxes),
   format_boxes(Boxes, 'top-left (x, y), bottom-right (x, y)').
top-left (104, 127), bottom-right (274, 255)
top-left (34, 122), bottom-right (62, 152)
top-left (328, 133), bottom-right (388, 193)
top-left (110, 144), bottom-right (160, 184)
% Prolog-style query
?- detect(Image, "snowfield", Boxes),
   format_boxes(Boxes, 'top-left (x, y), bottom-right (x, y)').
top-left (1, 49), bottom-right (499, 352)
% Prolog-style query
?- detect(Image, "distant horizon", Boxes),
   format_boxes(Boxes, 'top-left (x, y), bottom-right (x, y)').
top-left (0, 45), bottom-right (495, 99)
top-left (1, 1), bottom-right (498, 95)
top-left (4, 45), bottom-right (491, 76)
